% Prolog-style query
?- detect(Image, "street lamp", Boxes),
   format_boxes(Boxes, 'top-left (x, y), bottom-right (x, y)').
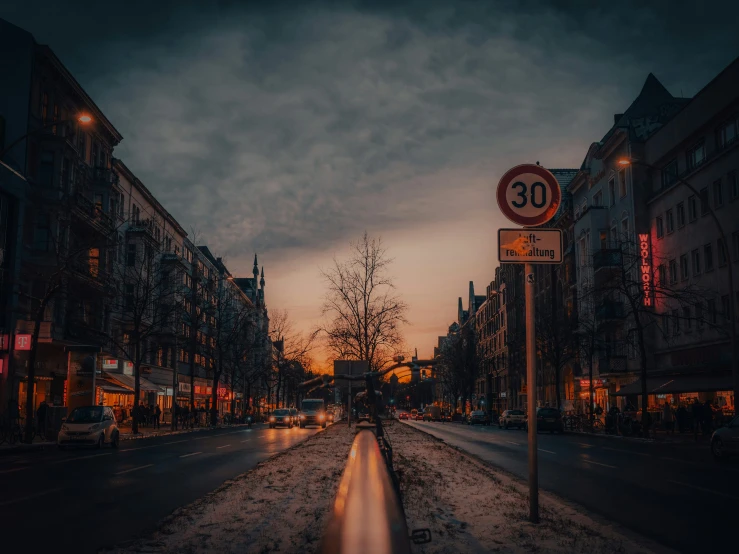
top-left (0, 114), bottom-right (94, 161)
top-left (618, 157), bottom-right (738, 414)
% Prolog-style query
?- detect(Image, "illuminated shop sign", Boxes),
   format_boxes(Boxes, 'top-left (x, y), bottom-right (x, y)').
top-left (639, 233), bottom-right (653, 307)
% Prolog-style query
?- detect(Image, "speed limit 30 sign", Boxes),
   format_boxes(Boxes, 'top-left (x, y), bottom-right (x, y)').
top-left (496, 164), bottom-right (561, 227)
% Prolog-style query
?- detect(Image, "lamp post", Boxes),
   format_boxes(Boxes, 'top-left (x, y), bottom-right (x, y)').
top-left (0, 115), bottom-right (93, 161)
top-left (618, 158), bottom-right (738, 416)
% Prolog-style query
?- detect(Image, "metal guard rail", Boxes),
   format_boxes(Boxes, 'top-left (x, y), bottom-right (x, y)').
top-left (320, 429), bottom-right (411, 554)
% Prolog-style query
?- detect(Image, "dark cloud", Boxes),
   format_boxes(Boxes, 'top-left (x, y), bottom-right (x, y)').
top-left (2, 0), bottom-right (738, 270)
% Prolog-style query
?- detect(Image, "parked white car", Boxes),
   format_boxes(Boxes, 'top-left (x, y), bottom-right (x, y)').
top-left (498, 409), bottom-right (527, 430)
top-left (58, 406), bottom-right (120, 449)
top-left (711, 415), bottom-right (739, 460)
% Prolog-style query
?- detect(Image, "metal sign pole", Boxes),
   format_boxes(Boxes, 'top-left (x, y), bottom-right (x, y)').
top-left (525, 262), bottom-right (539, 523)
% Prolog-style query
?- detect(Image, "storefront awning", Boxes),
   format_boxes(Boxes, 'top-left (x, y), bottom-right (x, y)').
top-left (105, 373), bottom-right (164, 393)
top-left (96, 379), bottom-right (134, 394)
top-left (611, 374), bottom-right (734, 396)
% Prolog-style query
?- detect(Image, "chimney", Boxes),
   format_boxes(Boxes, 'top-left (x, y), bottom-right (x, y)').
top-left (614, 113), bottom-right (624, 125)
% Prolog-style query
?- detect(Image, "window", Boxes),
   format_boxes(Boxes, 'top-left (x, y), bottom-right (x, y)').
top-left (695, 303), bottom-right (704, 329)
top-left (686, 141), bottom-right (706, 170)
top-left (34, 214), bottom-right (51, 251)
top-left (661, 160), bottom-right (678, 188)
top-left (669, 259), bottom-right (678, 284)
top-left (127, 243), bottom-right (137, 266)
top-left (691, 249), bottom-right (701, 275)
top-left (713, 180), bottom-right (723, 208)
top-left (657, 264), bottom-right (666, 285)
top-left (666, 209), bottom-right (674, 233)
top-left (618, 170), bottom-right (627, 197)
top-left (599, 231), bottom-right (607, 250)
top-left (708, 299), bottom-right (717, 324)
top-left (677, 202), bottom-right (685, 228)
top-left (593, 191), bottom-right (602, 206)
top-left (672, 309), bottom-right (680, 334)
top-left (729, 171), bottom-right (738, 201)
top-left (662, 313), bottom-right (669, 335)
top-left (621, 217), bottom-right (629, 240)
top-left (716, 118), bottom-right (737, 149)
top-left (733, 231), bottom-right (739, 262)
top-left (41, 91), bottom-right (48, 123)
top-left (608, 178), bottom-right (616, 206)
top-left (680, 254), bottom-right (689, 280)
top-left (656, 216), bottom-right (664, 238)
top-left (699, 187), bottom-right (709, 215)
top-left (718, 238), bottom-right (727, 266)
top-left (722, 295), bottom-right (732, 322)
top-left (52, 104), bottom-right (58, 134)
top-left (125, 285), bottom-right (134, 310)
top-left (39, 150), bottom-right (54, 187)
top-left (688, 196), bottom-right (697, 221)
top-left (683, 306), bottom-right (692, 331)
top-left (704, 243), bottom-right (714, 271)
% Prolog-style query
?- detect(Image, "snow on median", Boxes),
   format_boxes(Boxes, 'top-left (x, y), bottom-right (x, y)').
top-left (384, 421), bottom-right (655, 554)
top-left (105, 424), bottom-right (355, 554)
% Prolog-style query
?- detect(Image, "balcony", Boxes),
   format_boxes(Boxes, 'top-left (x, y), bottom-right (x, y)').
top-left (596, 300), bottom-right (625, 329)
top-left (72, 193), bottom-right (113, 233)
top-left (593, 248), bottom-right (622, 271)
top-left (91, 167), bottom-right (119, 187)
top-left (596, 342), bottom-right (628, 375)
top-left (126, 218), bottom-right (161, 245)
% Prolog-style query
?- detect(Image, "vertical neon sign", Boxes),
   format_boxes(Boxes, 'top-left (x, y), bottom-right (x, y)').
top-left (639, 233), bottom-right (652, 307)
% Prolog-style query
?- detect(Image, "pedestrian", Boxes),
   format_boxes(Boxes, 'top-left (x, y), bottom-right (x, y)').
top-left (36, 400), bottom-right (48, 438)
top-left (702, 400), bottom-right (713, 436)
top-left (676, 404), bottom-right (687, 434)
top-left (173, 402), bottom-right (179, 430)
top-left (691, 398), bottom-right (702, 440)
top-left (662, 402), bottom-right (675, 435)
top-left (154, 404), bottom-right (161, 429)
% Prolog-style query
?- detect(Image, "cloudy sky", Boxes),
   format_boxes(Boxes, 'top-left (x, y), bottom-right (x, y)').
top-left (3, 0), bottom-right (738, 364)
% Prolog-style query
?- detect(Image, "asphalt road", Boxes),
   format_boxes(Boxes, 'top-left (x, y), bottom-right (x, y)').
top-left (404, 420), bottom-right (737, 553)
top-left (0, 424), bottom-right (320, 553)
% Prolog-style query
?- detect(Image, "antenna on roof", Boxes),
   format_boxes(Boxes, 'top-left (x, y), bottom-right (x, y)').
top-left (536, 161), bottom-right (540, 166)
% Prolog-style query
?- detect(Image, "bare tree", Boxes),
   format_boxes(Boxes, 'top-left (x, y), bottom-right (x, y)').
top-left (318, 233), bottom-right (408, 372)
top-left (102, 225), bottom-right (180, 434)
top-left (579, 232), bottom-right (711, 437)
top-left (270, 309), bottom-right (316, 407)
top-left (437, 322), bottom-right (479, 414)
top-left (536, 293), bottom-right (578, 411)
top-left (21, 188), bottom-right (122, 442)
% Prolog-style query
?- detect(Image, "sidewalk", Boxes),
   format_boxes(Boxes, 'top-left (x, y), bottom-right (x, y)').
top-left (0, 422), bottom-right (256, 454)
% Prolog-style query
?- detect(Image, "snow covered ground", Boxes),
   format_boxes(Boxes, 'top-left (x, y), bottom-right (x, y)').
top-left (106, 423), bottom-right (355, 554)
top-left (385, 420), bottom-right (656, 554)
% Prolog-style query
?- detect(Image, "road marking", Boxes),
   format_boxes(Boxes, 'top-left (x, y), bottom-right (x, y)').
top-left (538, 449), bottom-right (556, 454)
top-left (578, 443), bottom-right (594, 448)
top-left (114, 464), bottom-right (153, 475)
top-left (582, 460), bottom-right (617, 469)
top-left (0, 487), bottom-right (63, 507)
top-left (50, 453), bottom-right (112, 464)
top-left (0, 466), bottom-right (29, 474)
top-left (667, 480), bottom-right (739, 500)
top-left (217, 444), bottom-right (231, 449)
top-left (179, 452), bottom-right (202, 458)
top-left (505, 441), bottom-right (521, 446)
top-left (120, 439), bottom-right (188, 452)
top-left (241, 439), bottom-right (251, 443)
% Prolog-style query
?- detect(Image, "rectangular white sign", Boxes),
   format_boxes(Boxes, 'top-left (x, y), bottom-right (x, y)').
top-left (498, 228), bottom-right (562, 264)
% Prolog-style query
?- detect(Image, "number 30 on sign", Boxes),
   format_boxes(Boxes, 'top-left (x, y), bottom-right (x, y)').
top-left (496, 164), bottom-right (561, 227)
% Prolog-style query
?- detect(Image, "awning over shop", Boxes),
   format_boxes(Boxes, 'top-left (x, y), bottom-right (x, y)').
top-left (105, 373), bottom-right (164, 393)
top-left (96, 379), bottom-right (134, 394)
top-left (611, 374), bottom-right (733, 396)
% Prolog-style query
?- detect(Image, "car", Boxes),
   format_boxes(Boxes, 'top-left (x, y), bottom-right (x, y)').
top-left (300, 398), bottom-right (327, 428)
top-left (58, 405), bottom-right (120, 449)
top-left (499, 409), bottom-right (526, 430)
top-left (423, 406), bottom-right (441, 421)
top-left (398, 412), bottom-right (410, 420)
top-left (268, 409), bottom-right (294, 428)
top-left (535, 407), bottom-right (564, 433)
top-left (711, 415), bottom-right (739, 460)
top-left (415, 411), bottom-right (424, 421)
top-left (466, 410), bottom-right (490, 425)
top-left (410, 409), bottom-right (418, 420)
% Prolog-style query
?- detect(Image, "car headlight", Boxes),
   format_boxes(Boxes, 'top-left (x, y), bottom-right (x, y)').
top-left (318, 414), bottom-right (325, 420)
top-left (300, 415), bottom-right (306, 420)
top-left (61, 425), bottom-right (69, 432)
top-left (269, 416), bottom-right (276, 422)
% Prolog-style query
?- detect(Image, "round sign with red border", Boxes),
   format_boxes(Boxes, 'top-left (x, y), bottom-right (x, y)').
top-left (496, 164), bottom-right (561, 227)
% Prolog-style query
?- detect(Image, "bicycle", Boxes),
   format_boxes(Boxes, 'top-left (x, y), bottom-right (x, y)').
top-left (582, 418), bottom-right (603, 433)
top-left (0, 416), bottom-right (24, 445)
